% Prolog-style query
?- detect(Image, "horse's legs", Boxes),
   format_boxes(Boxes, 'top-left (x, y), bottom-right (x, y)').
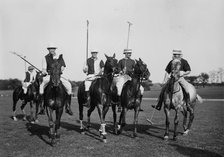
top-left (185, 103), bottom-right (195, 135)
top-left (118, 107), bottom-right (127, 134)
top-left (182, 109), bottom-right (188, 131)
top-left (164, 107), bottom-right (170, 140)
top-left (21, 100), bottom-right (27, 121)
top-left (55, 108), bottom-right (63, 139)
top-left (173, 109), bottom-right (180, 140)
top-left (79, 102), bottom-right (84, 132)
top-left (34, 101), bottom-right (39, 123)
top-left (47, 108), bottom-right (56, 144)
top-left (111, 103), bottom-right (118, 134)
top-left (12, 98), bottom-right (19, 121)
top-left (87, 104), bottom-right (95, 129)
top-left (100, 104), bottom-right (110, 143)
top-left (133, 108), bottom-right (140, 138)
top-left (29, 101), bottom-right (35, 123)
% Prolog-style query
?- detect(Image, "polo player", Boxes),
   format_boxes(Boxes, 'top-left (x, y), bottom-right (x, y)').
top-left (83, 50), bottom-right (104, 104)
top-left (152, 49), bottom-right (191, 110)
top-left (112, 49), bottom-right (144, 111)
top-left (22, 66), bottom-right (36, 94)
top-left (39, 43), bottom-right (73, 115)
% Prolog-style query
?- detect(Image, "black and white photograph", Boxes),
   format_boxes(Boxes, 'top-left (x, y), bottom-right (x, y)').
top-left (0, 0), bottom-right (223, 156)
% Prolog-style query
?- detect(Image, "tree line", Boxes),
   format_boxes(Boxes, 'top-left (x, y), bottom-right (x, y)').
top-left (1, 72), bottom-right (224, 91)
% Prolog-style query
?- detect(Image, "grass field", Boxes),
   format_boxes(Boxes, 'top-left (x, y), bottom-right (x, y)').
top-left (0, 86), bottom-right (223, 157)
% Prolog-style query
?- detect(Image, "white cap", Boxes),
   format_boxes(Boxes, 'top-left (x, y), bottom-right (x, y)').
top-left (47, 43), bottom-right (57, 49)
top-left (123, 49), bottom-right (132, 54)
top-left (172, 49), bottom-right (182, 55)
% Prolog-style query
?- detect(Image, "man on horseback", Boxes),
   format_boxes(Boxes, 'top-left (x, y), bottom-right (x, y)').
top-left (152, 49), bottom-right (191, 110)
top-left (112, 49), bottom-right (144, 111)
top-left (39, 43), bottom-right (73, 115)
top-left (22, 66), bottom-right (36, 94)
top-left (83, 50), bottom-right (104, 105)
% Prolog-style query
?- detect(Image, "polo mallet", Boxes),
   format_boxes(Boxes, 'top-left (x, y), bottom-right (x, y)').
top-left (86, 20), bottom-right (89, 64)
top-left (124, 21), bottom-right (133, 71)
top-left (146, 106), bottom-right (156, 125)
top-left (9, 51), bottom-right (70, 81)
top-left (126, 21), bottom-right (132, 49)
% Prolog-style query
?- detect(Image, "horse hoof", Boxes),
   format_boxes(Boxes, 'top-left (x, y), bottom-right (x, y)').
top-left (102, 138), bottom-right (107, 143)
top-left (13, 117), bottom-right (18, 121)
top-left (30, 121), bottom-right (35, 124)
top-left (80, 129), bottom-right (85, 135)
top-left (55, 134), bottom-right (61, 139)
top-left (51, 139), bottom-right (56, 146)
top-left (132, 133), bottom-right (138, 138)
top-left (81, 131), bottom-right (85, 135)
top-left (173, 136), bottom-right (177, 141)
top-left (113, 129), bottom-right (118, 135)
top-left (164, 136), bottom-right (169, 141)
top-left (183, 129), bottom-right (190, 136)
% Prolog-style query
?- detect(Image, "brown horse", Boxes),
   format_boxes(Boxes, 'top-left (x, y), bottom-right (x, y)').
top-left (12, 71), bottom-right (43, 123)
top-left (116, 58), bottom-right (150, 137)
top-left (78, 53), bottom-right (118, 143)
top-left (163, 59), bottom-right (203, 141)
top-left (44, 59), bottom-right (68, 145)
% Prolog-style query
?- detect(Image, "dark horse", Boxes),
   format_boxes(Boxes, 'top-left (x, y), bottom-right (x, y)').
top-left (163, 59), bottom-right (203, 141)
top-left (12, 71), bottom-right (43, 123)
top-left (77, 53), bottom-right (117, 143)
top-left (44, 59), bottom-right (68, 145)
top-left (116, 58), bottom-right (150, 137)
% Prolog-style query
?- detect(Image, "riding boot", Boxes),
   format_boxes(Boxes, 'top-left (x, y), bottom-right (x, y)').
top-left (86, 91), bottom-right (90, 108)
top-left (65, 94), bottom-right (73, 115)
top-left (38, 94), bottom-right (45, 115)
top-left (117, 96), bottom-right (122, 112)
top-left (139, 95), bottom-right (144, 111)
top-left (185, 93), bottom-right (191, 108)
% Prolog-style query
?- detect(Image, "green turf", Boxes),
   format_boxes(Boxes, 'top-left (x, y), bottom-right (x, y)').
top-left (0, 95), bottom-right (223, 157)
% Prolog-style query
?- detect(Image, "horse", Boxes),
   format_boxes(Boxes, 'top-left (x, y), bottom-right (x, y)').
top-left (12, 71), bottom-right (43, 123)
top-left (77, 53), bottom-right (118, 143)
top-left (44, 59), bottom-right (68, 145)
top-left (116, 58), bottom-right (150, 137)
top-left (163, 59), bottom-right (203, 141)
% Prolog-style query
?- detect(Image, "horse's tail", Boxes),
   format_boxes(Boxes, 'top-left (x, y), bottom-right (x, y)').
top-left (196, 94), bottom-right (203, 103)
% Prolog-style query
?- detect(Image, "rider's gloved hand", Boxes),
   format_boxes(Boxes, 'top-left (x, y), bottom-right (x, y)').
top-left (179, 71), bottom-right (185, 77)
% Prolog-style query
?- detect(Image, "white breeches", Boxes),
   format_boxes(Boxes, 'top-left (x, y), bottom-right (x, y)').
top-left (84, 74), bottom-right (100, 91)
top-left (39, 75), bottom-right (72, 95)
top-left (113, 74), bottom-right (144, 96)
top-left (22, 82), bottom-right (31, 94)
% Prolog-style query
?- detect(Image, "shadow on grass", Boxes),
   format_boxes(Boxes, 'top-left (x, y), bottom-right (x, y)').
top-left (60, 121), bottom-right (103, 142)
top-left (105, 120), bottom-right (184, 140)
top-left (169, 143), bottom-right (223, 157)
top-left (25, 123), bottom-right (52, 146)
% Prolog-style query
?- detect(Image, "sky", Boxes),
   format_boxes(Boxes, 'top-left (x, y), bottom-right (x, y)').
top-left (0, 0), bottom-right (224, 83)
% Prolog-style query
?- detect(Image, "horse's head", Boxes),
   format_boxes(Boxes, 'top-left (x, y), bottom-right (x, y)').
top-left (49, 60), bottom-right (62, 87)
top-left (134, 58), bottom-right (150, 80)
top-left (104, 53), bottom-right (118, 75)
top-left (171, 59), bottom-right (181, 80)
top-left (35, 71), bottom-right (44, 86)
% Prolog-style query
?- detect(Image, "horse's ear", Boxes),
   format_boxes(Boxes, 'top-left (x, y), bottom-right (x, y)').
top-left (105, 54), bottom-right (109, 59)
top-left (139, 58), bottom-right (142, 62)
top-left (135, 59), bottom-right (138, 63)
top-left (113, 53), bottom-right (116, 58)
